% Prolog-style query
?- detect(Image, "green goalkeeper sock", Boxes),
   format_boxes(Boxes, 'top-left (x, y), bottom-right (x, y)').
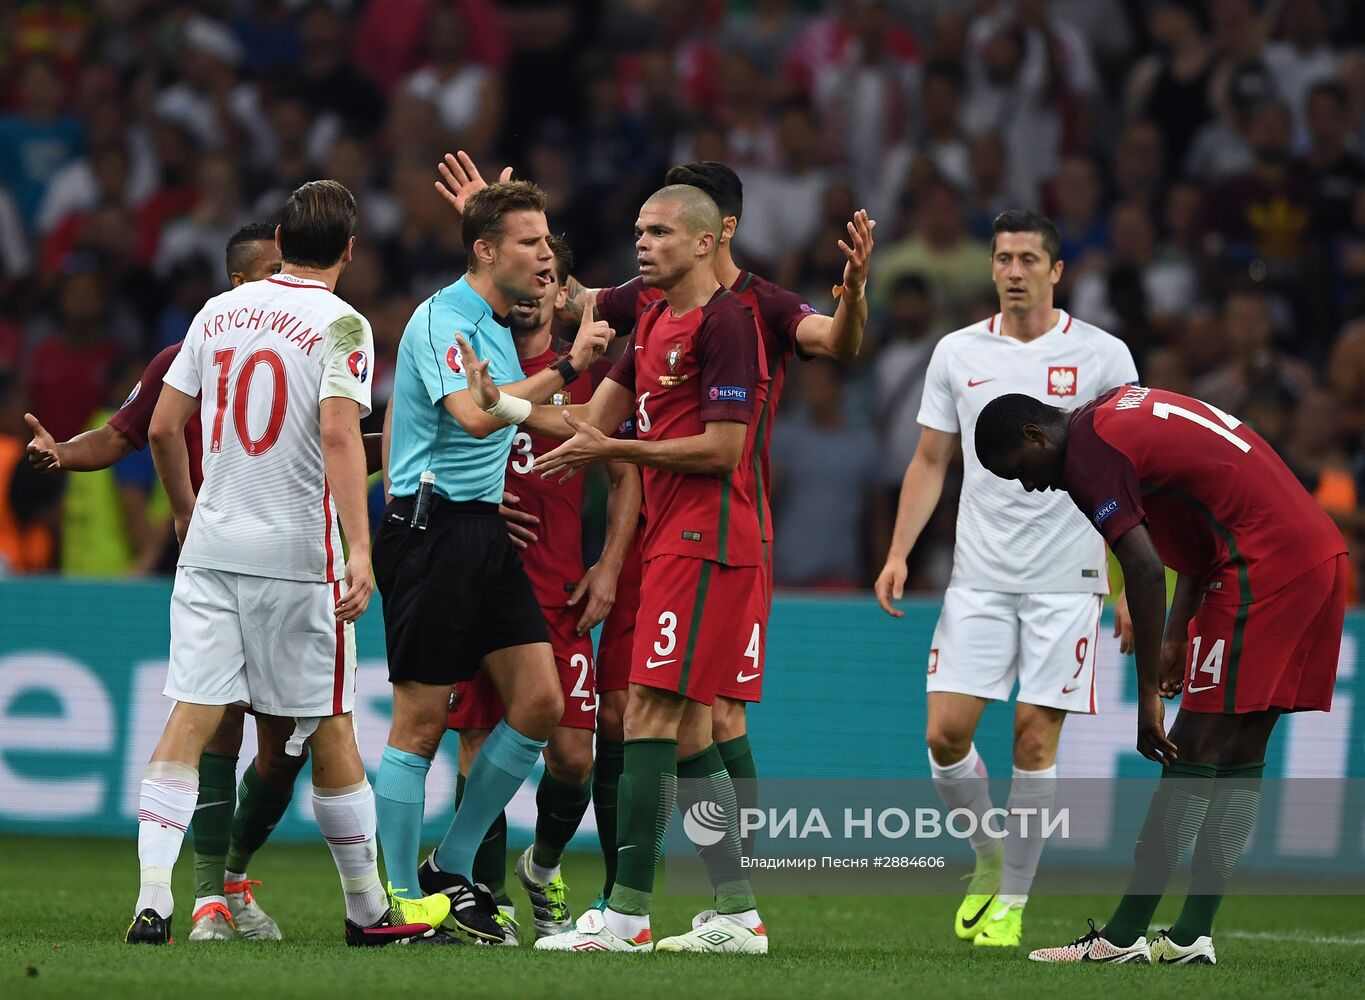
top-left (225, 762), bottom-right (294, 877)
top-left (718, 734), bottom-right (757, 855)
top-left (1169, 762), bottom-right (1264, 946)
top-left (677, 743), bottom-right (756, 914)
top-left (608, 738), bottom-right (677, 917)
top-left (593, 736), bottom-right (625, 896)
top-left (456, 773), bottom-right (511, 906)
top-left (532, 770), bottom-right (591, 872)
top-left (193, 752), bottom-right (237, 899)
top-left (1103, 761), bottom-right (1217, 947)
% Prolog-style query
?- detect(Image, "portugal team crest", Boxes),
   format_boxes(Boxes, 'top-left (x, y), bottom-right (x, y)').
top-left (1047, 366), bottom-right (1077, 397)
top-left (660, 341), bottom-right (690, 388)
top-left (446, 344), bottom-right (463, 373)
top-left (551, 389), bottom-right (571, 407)
top-left (348, 350), bottom-right (369, 383)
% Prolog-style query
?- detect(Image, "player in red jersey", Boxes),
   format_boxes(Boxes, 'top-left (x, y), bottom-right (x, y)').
top-left (456, 183), bottom-right (771, 954)
top-left (445, 235), bottom-right (642, 943)
top-left (24, 223), bottom-right (385, 943)
top-left (435, 152), bottom-right (875, 903)
top-left (976, 387), bottom-right (1347, 965)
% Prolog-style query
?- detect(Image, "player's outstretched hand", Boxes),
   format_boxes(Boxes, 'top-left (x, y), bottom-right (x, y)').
top-left (567, 290), bottom-right (611, 371)
top-left (569, 560), bottom-right (618, 635)
top-left (838, 209), bottom-right (876, 294)
top-left (1157, 636), bottom-right (1185, 698)
top-left (435, 151), bottom-right (512, 217)
top-left (336, 550), bottom-right (373, 622)
top-left (500, 490), bottom-right (540, 549)
top-left (1136, 692), bottom-right (1178, 765)
top-left (535, 412), bottom-right (611, 484)
top-left (874, 558), bottom-right (907, 618)
top-left (453, 333), bottom-right (498, 409)
top-left (24, 413), bottom-right (60, 471)
top-left (1113, 589), bottom-right (1135, 655)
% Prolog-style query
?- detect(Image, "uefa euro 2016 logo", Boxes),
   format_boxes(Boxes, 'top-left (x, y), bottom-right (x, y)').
top-left (348, 350), bottom-right (369, 383)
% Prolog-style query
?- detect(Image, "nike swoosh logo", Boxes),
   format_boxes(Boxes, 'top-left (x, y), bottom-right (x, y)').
top-left (966, 378), bottom-right (996, 387)
top-left (1186, 683), bottom-right (1217, 693)
top-left (634, 345), bottom-right (644, 350)
top-left (961, 895), bottom-right (996, 930)
top-left (618, 844), bottom-right (636, 853)
top-left (735, 671), bottom-right (760, 682)
top-left (194, 800), bottom-right (232, 811)
top-left (645, 657), bottom-right (675, 670)
top-left (1061, 685), bottom-right (1080, 695)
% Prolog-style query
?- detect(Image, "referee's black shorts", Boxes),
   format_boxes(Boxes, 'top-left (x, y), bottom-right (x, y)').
top-left (374, 495), bottom-right (549, 686)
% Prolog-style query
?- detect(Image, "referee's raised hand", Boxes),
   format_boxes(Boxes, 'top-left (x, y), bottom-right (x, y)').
top-left (454, 333), bottom-right (498, 409)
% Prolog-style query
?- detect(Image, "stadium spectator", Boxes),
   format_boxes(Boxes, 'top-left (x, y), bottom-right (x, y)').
top-left (772, 360), bottom-right (878, 588)
top-left (0, 55), bottom-right (85, 232)
top-left (402, 5), bottom-right (502, 157)
top-left (1263, 0), bottom-right (1338, 144)
top-left (1194, 288), bottom-right (1313, 416)
top-left (732, 103), bottom-right (831, 277)
top-left (873, 178), bottom-right (993, 328)
top-left (1126, 0), bottom-right (1217, 176)
top-left (23, 264), bottom-right (123, 443)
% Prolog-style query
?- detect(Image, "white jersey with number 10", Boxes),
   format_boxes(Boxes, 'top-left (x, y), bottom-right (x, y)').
top-left (163, 273), bottom-right (374, 583)
top-left (917, 310), bottom-right (1138, 594)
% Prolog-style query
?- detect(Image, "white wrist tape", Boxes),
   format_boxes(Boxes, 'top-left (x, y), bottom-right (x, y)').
top-left (485, 393), bottom-right (533, 423)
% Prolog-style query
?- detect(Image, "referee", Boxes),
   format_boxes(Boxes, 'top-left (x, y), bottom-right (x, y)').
top-left (372, 181), bottom-right (611, 941)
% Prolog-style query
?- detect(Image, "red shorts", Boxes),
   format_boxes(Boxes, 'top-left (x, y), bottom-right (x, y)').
top-left (630, 554), bottom-right (763, 706)
top-left (714, 541), bottom-right (770, 703)
top-left (1182, 554), bottom-right (1346, 714)
top-left (597, 533), bottom-right (642, 694)
top-left (447, 605), bottom-right (597, 731)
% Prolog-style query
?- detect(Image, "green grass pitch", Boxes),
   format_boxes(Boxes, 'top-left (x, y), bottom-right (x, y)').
top-left (3, 836), bottom-right (1361, 998)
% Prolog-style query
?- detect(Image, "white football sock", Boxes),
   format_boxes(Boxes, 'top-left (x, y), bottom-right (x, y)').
top-left (136, 761), bottom-right (199, 916)
top-left (1001, 764), bottom-right (1058, 897)
top-left (604, 907), bottom-right (650, 939)
top-left (929, 745), bottom-right (999, 857)
top-left (314, 781), bottom-right (388, 926)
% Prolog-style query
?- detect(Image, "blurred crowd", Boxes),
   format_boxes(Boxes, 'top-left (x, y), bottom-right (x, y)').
top-left (1, 0), bottom-right (1364, 598)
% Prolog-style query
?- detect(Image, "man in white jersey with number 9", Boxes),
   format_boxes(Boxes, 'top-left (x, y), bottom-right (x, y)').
top-left (126, 181), bottom-right (450, 947)
top-left (874, 210), bottom-right (1138, 949)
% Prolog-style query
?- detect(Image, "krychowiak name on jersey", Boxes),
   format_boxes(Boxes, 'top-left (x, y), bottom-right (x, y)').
top-left (163, 272), bottom-right (375, 583)
top-left (918, 309), bottom-right (1138, 594)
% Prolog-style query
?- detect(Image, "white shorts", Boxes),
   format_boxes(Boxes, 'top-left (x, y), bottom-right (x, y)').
top-left (165, 566), bottom-right (356, 726)
top-left (926, 587), bottom-right (1101, 713)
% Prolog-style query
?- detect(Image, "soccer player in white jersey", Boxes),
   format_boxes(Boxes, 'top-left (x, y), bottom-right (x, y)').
top-left (126, 180), bottom-right (450, 947)
top-left (874, 210), bottom-right (1138, 949)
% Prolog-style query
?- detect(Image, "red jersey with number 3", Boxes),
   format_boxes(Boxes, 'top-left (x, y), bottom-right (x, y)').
top-left (1064, 386), bottom-right (1347, 603)
top-left (598, 272), bottom-right (813, 542)
top-left (506, 345), bottom-right (611, 606)
top-left (605, 287), bottom-right (768, 566)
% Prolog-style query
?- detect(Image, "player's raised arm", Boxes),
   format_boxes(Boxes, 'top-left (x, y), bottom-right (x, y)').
top-left (148, 384), bottom-right (201, 545)
top-left (874, 426), bottom-right (959, 617)
top-left (795, 209), bottom-right (876, 360)
top-left (1109, 525), bottom-right (1178, 765)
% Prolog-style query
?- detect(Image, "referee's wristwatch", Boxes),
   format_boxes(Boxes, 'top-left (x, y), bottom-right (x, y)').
top-left (553, 356), bottom-right (581, 385)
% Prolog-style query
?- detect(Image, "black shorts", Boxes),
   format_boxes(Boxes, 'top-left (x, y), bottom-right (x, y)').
top-left (374, 496), bottom-right (549, 686)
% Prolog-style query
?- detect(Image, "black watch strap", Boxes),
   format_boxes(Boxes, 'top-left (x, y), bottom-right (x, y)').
top-left (554, 356), bottom-right (581, 384)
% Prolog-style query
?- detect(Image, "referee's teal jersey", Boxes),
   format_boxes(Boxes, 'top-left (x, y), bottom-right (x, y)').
top-left (388, 276), bottom-right (522, 502)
